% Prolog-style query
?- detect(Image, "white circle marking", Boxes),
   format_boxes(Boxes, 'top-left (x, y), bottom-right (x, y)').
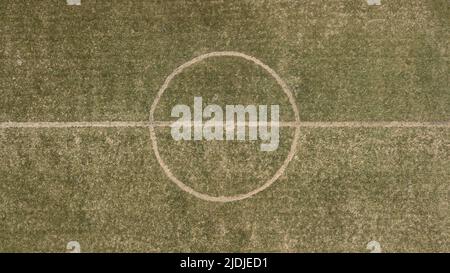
top-left (149, 51), bottom-right (300, 202)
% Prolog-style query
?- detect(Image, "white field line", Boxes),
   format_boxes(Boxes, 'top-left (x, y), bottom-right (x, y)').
top-left (0, 121), bottom-right (449, 128)
top-left (0, 121), bottom-right (151, 128)
top-left (296, 121), bottom-right (450, 128)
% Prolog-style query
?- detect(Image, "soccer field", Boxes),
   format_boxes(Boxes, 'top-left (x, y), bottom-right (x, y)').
top-left (0, 0), bottom-right (449, 252)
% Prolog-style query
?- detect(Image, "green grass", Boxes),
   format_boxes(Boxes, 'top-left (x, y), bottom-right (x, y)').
top-left (1, 0), bottom-right (448, 122)
top-left (0, 0), bottom-right (449, 252)
top-left (0, 128), bottom-right (448, 252)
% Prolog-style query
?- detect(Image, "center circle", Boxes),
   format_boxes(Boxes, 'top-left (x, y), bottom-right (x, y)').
top-left (149, 51), bottom-right (300, 202)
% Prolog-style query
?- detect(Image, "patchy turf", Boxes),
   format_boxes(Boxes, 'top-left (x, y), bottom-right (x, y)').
top-left (0, 0), bottom-right (449, 252)
top-left (1, 127), bottom-right (448, 252)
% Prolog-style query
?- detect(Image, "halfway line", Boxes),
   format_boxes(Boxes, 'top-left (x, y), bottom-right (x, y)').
top-left (0, 121), bottom-right (449, 129)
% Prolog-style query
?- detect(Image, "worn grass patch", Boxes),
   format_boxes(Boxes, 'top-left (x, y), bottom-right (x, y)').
top-left (0, 0), bottom-right (448, 252)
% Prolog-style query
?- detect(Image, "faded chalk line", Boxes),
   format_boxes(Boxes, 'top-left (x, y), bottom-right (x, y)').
top-left (1, 121), bottom-right (449, 129)
top-left (0, 121), bottom-right (151, 128)
top-left (296, 121), bottom-right (450, 128)
top-left (148, 51), bottom-right (301, 203)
